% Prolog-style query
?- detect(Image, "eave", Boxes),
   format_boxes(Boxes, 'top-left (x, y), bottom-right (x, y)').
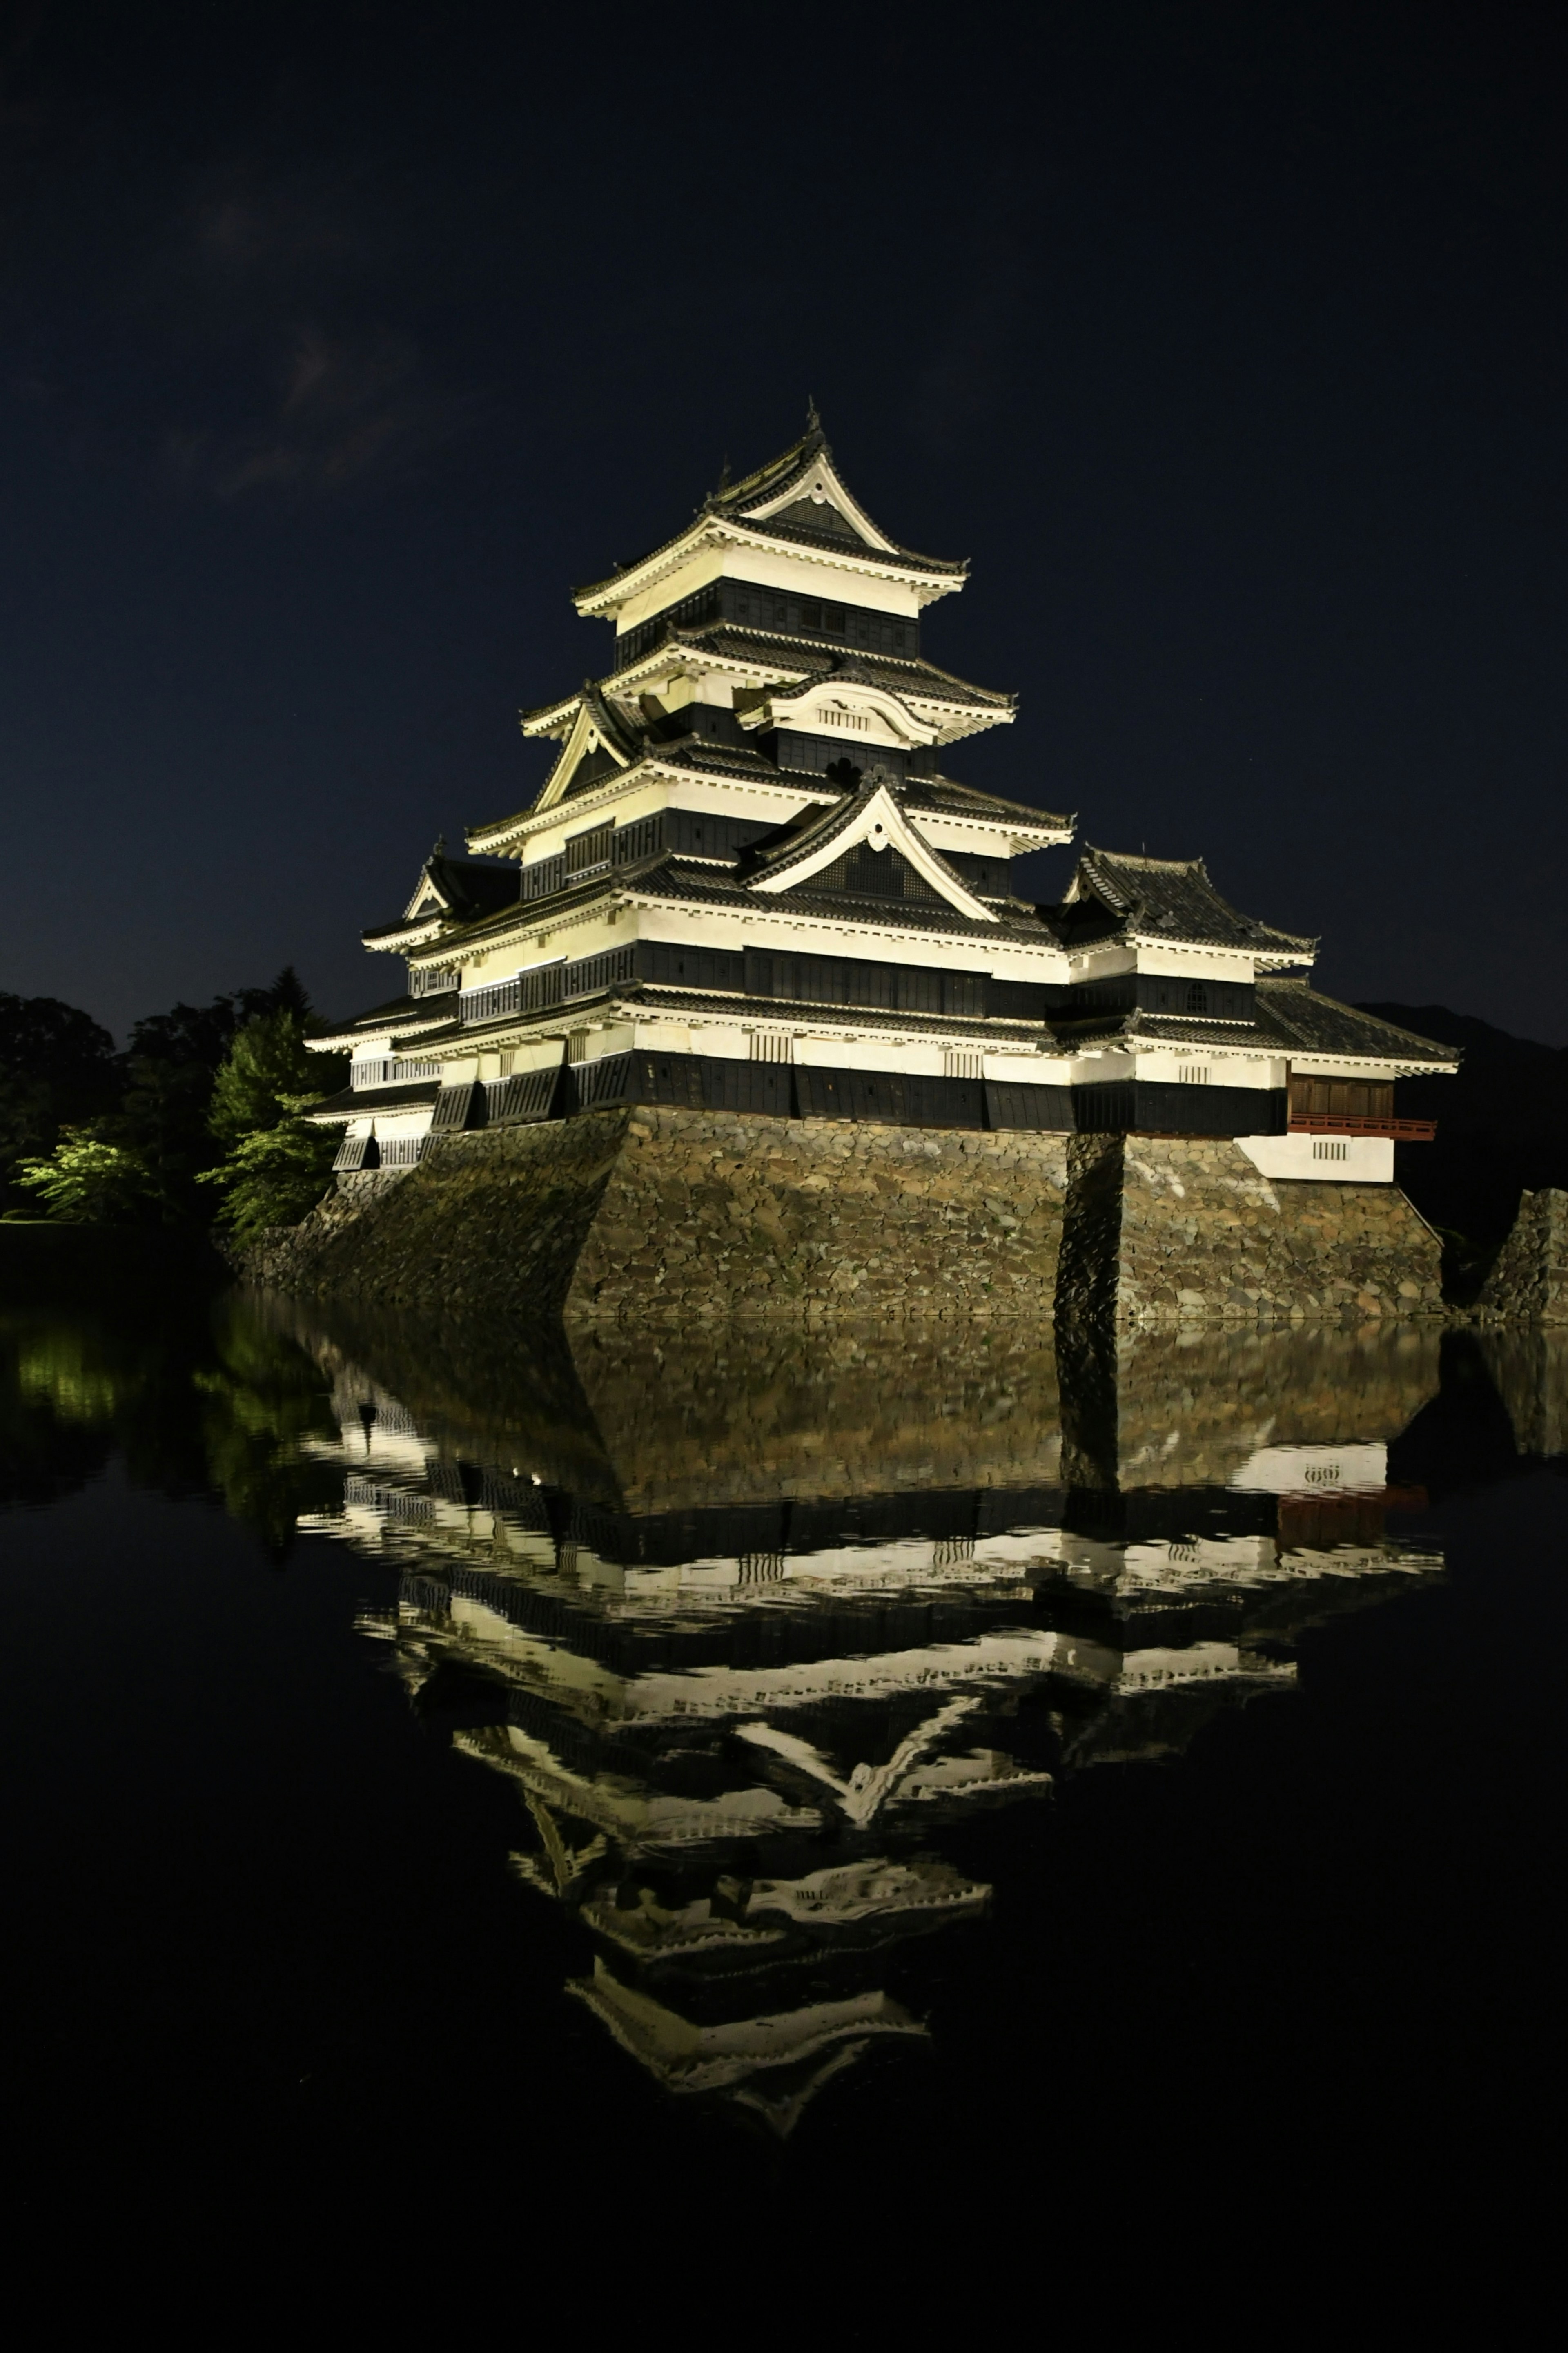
top-left (1124, 930), bottom-right (1316, 969)
top-left (573, 516), bottom-right (967, 622)
top-left (467, 757), bottom-right (836, 857)
top-left (600, 631), bottom-right (1016, 726)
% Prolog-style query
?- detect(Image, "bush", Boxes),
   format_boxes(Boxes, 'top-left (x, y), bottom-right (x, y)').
top-left (13, 1132), bottom-right (161, 1224)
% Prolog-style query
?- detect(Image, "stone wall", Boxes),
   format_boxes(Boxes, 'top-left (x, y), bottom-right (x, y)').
top-left (1477, 1188), bottom-right (1568, 1325)
top-left (251, 1106), bottom-right (1072, 1326)
top-left (1056, 1134), bottom-right (1443, 1329)
top-left (245, 1111), bottom-right (1450, 1331)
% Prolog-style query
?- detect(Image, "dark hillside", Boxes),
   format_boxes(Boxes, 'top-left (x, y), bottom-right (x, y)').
top-left (1360, 1004), bottom-right (1568, 1268)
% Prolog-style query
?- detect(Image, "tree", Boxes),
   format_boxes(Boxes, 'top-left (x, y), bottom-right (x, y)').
top-left (0, 992), bottom-right (120, 1210)
top-left (13, 1132), bottom-right (160, 1224)
top-left (198, 1099), bottom-right (341, 1239)
top-left (127, 966), bottom-right (314, 1075)
top-left (208, 1008), bottom-right (337, 1145)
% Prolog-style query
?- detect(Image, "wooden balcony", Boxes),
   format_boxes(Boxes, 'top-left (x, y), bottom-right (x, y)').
top-left (1287, 1114), bottom-right (1437, 1141)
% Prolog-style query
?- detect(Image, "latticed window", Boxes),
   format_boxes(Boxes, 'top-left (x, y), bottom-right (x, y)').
top-left (1178, 1064), bottom-right (1211, 1085)
top-left (750, 1032), bottom-right (793, 1063)
top-left (566, 1029), bottom-right (590, 1064)
top-left (1185, 982), bottom-right (1209, 1014)
top-left (944, 1050), bottom-right (983, 1079)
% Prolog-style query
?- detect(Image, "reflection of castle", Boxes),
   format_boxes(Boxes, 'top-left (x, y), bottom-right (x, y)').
top-left (284, 1309), bottom-right (1444, 2132)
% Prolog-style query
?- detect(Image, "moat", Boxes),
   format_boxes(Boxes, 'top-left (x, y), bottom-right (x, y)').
top-left (4, 1276), bottom-right (1563, 2251)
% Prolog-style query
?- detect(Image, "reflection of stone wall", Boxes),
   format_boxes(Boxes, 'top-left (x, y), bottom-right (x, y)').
top-left (1088, 1323), bottom-right (1443, 1488)
top-left (1475, 1328), bottom-right (1568, 1458)
top-left (252, 1107), bottom-right (1072, 1326)
top-left (256, 1289), bottom-right (1063, 1508)
top-left (1478, 1189), bottom-right (1568, 1326)
top-left (1059, 1136), bottom-right (1443, 1330)
top-left (568, 1323), bottom-right (1062, 1512)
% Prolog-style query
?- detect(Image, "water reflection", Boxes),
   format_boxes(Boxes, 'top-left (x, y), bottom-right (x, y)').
top-left (5, 1289), bottom-right (1561, 2139)
top-left (270, 1305), bottom-right (1458, 2132)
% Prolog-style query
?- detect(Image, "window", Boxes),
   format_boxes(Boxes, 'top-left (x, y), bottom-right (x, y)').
top-left (750, 1032), bottom-right (793, 1063)
top-left (1178, 1064), bottom-right (1211, 1085)
top-left (944, 1050), bottom-right (983, 1079)
top-left (1312, 1138), bottom-right (1349, 1161)
top-left (566, 1029), bottom-right (590, 1064)
top-left (1186, 982), bottom-right (1209, 1014)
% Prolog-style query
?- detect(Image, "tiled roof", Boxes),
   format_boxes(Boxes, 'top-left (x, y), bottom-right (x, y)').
top-left (627, 856), bottom-right (1060, 943)
top-left (311, 995), bottom-right (459, 1046)
top-left (742, 778), bottom-right (885, 878)
top-left (363, 854), bottom-right (519, 943)
top-left (307, 1079), bottom-right (442, 1122)
top-left (621, 984), bottom-right (1050, 1047)
top-left (573, 422), bottom-right (965, 600)
top-left (1253, 982), bottom-right (1459, 1063)
top-left (903, 778), bottom-right (1071, 832)
top-left (662, 625), bottom-right (1013, 710)
top-left (1060, 848), bottom-right (1316, 957)
top-left (1050, 987), bottom-right (1461, 1065)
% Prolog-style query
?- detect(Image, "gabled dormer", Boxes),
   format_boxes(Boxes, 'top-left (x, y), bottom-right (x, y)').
top-left (524, 684), bottom-right (645, 813)
top-left (736, 658), bottom-right (942, 756)
top-left (747, 772), bottom-right (998, 924)
top-left (361, 846), bottom-right (521, 953)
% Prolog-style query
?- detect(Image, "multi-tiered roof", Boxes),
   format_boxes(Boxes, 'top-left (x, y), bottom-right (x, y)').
top-left (311, 415), bottom-right (1455, 1171)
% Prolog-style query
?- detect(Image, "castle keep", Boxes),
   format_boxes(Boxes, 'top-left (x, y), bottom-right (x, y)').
top-left (291, 415), bottom-right (1457, 1325)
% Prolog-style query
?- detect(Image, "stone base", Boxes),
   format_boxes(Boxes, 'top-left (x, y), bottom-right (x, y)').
top-left (245, 1111), bottom-right (1446, 1328)
top-left (1477, 1188), bottom-right (1568, 1324)
top-left (252, 1106), bottom-right (1072, 1325)
top-left (1057, 1135), bottom-right (1443, 1329)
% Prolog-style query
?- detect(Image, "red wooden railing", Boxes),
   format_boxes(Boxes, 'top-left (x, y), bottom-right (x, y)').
top-left (1287, 1115), bottom-right (1437, 1141)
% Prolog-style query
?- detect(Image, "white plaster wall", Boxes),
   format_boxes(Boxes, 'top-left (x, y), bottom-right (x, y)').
top-left (984, 1053), bottom-right (1073, 1085)
top-left (1236, 1133), bottom-right (1394, 1183)
top-left (1133, 1052), bottom-right (1280, 1088)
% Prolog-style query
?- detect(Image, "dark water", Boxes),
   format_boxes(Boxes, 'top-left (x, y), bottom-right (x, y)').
top-left (3, 1284), bottom-right (1564, 2289)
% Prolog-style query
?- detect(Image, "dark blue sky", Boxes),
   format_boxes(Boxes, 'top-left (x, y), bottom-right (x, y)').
top-left (4, 0), bottom-right (1565, 1040)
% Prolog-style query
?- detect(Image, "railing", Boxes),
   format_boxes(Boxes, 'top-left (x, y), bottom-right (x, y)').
top-left (459, 946), bottom-right (636, 1028)
top-left (351, 1057), bottom-right (442, 1089)
top-left (1288, 1115), bottom-right (1437, 1141)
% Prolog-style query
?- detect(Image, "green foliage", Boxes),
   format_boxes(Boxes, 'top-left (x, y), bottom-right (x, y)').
top-left (13, 1131), bottom-right (161, 1224)
top-left (2, 966), bottom-right (339, 1231)
top-left (198, 1099), bottom-right (340, 1238)
top-left (0, 993), bottom-right (120, 1212)
top-left (209, 1008), bottom-right (343, 1144)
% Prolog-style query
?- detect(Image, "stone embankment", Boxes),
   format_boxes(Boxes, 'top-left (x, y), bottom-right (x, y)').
top-left (1476, 1188), bottom-right (1568, 1325)
top-left (243, 1111), bottom-right (1449, 1328)
top-left (1055, 1135), bottom-right (1443, 1329)
top-left (250, 1108), bottom-right (1072, 1326)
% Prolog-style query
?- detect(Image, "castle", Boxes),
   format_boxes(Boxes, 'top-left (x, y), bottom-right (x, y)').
top-left (291, 414), bottom-right (1457, 1326)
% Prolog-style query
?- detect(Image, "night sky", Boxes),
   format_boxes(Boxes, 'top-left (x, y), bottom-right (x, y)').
top-left (4, 1), bottom-right (1565, 1042)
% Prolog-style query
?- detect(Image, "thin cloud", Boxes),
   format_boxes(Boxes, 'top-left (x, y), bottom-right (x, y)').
top-left (163, 322), bottom-right (473, 500)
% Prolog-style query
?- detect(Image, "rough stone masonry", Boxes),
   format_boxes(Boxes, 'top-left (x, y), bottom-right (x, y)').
top-left (245, 1106), bottom-right (1448, 1328)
